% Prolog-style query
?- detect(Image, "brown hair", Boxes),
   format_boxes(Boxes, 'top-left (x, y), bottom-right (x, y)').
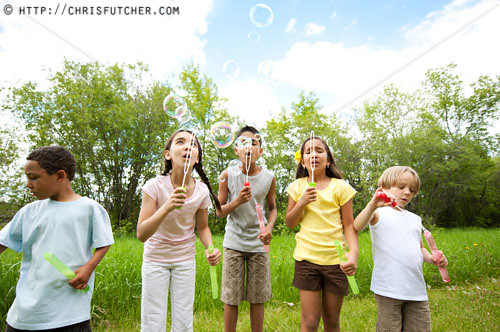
top-left (161, 129), bottom-right (221, 210)
top-left (295, 136), bottom-right (343, 179)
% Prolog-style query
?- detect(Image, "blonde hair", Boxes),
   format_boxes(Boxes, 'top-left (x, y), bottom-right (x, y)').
top-left (378, 166), bottom-right (420, 194)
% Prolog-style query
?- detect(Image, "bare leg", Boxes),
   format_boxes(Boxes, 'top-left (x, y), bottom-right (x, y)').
top-left (299, 290), bottom-right (322, 332)
top-left (250, 303), bottom-right (264, 332)
top-left (224, 304), bottom-right (238, 332)
top-left (321, 291), bottom-right (344, 332)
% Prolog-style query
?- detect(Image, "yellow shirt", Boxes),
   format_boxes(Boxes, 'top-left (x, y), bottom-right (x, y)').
top-left (287, 177), bottom-right (356, 265)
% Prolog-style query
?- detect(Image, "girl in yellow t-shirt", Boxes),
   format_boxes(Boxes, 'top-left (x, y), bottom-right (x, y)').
top-left (286, 135), bottom-right (358, 332)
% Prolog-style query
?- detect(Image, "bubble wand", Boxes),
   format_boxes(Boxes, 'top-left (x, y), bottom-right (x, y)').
top-left (176, 132), bottom-right (196, 209)
top-left (255, 203), bottom-right (270, 252)
top-left (333, 240), bottom-right (359, 294)
top-left (207, 244), bottom-right (218, 299)
top-left (309, 131), bottom-right (316, 187)
top-left (422, 227), bottom-right (450, 283)
top-left (43, 252), bottom-right (89, 292)
top-left (243, 137), bottom-right (252, 187)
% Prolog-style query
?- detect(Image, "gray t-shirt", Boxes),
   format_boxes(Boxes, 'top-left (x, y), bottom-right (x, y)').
top-left (223, 165), bottom-right (274, 252)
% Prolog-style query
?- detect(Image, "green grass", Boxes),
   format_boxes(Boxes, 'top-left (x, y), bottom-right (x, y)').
top-left (1, 228), bottom-right (499, 331)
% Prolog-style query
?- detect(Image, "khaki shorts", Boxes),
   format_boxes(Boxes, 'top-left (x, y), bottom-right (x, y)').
top-left (292, 259), bottom-right (348, 296)
top-left (375, 294), bottom-right (431, 332)
top-left (221, 248), bottom-right (272, 305)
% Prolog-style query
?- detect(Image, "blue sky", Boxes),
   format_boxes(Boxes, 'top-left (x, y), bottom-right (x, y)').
top-left (1, 0), bottom-right (499, 127)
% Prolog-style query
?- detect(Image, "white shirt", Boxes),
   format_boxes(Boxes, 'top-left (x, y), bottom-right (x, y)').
top-left (370, 207), bottom-right (428, 301)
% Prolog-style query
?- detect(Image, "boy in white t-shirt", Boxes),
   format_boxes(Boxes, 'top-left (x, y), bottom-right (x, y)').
top-left (0, 146), bottom-right (114, 332)
top-left (354, 166), bottom-right (448, 332)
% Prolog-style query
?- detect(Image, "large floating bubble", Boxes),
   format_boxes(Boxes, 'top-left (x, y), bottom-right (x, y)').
top-left (163, 94), bottom-right (187, 119)
top-left (250, 4), bottom-right (274, 28)
top-left (235, 136), bottom-right (252, 150)
top-left (222, 60), bottom-right (240, 80)
top-left (177, 108), bottom-right (192, 124)
top-left (257, 60), bottom-right (275, 82)
top-left (210, 122), bottom-right (234, 148)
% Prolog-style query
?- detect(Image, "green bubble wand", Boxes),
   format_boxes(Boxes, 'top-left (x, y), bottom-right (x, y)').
top-left (333, 240), bottom-right (359, 294)
top-left (43, 252), bottom-right (89, 292)
top-left (207, 245), bottom-right (218, 299)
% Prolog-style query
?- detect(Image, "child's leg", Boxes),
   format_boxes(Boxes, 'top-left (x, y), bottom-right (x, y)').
top-left (221, 248), bottom-right (246, 332)
top-left (299, 290), bottom-right (322, 332)
top-left (375, 294), bottom-right (403, 332)
top-left (141, 261), bottom-right (171, 332)
top-left (249, 303), bottom-right (264, 332)
top-left (321, 264), bottom-right (348, 332)
top-left (321, 292), bottom-right (344, 332)
top-left (169, 259), bottom-right (196, 332)
top-left (401, 300), bottom-right (430, 332)
top-left (246, 252), bottom-right (271, 332)
top-left (224, 304), bottom-right (239, 332)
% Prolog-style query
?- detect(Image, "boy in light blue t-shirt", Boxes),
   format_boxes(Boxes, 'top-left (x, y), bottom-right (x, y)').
top-left (0, 146), bottom-right (114, 332)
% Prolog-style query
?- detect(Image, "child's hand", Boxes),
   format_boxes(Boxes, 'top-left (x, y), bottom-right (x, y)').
top-left (431, 251), bottom-right (448, 268)
top-left (236, 185), bottom-right (252, 205)
top-left (372, 188), bottom-right (396, 208)
top-left (298, 186), bottom-right (317, 206)
top-left (205, 248), bottom-right (221, 266)
top-left (340, 252), bottom-right (357, 277)
top-left (258, 227), bottom-right (272, 245)
top-left (165, 187), bottom-right (187, 211)
top-left (69, 264), bottom-right (93, 290)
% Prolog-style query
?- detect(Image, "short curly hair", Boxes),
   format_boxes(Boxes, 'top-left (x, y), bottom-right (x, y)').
top-left (27, 146), bottom-right (76, 181)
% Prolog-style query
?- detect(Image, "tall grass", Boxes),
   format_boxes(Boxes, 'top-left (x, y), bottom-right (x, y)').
top-left (1, 228), bottom-right (499, 331)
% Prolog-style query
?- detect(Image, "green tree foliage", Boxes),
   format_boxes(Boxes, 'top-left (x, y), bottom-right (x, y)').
top-left (355, 64), bottom-right (500, 227)
top-left (3, 61), bottom-right (177, 230)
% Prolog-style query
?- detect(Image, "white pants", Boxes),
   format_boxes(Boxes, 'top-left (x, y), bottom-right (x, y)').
top-left (141, 259), bottom-right (196, 332)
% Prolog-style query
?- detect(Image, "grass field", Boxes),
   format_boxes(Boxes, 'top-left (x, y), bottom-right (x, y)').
top-left (1, 228), bottom-right (499, 331)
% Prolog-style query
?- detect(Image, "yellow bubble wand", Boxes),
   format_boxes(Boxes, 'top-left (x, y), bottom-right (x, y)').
top-left (43, 252), bottom-right (89, 292)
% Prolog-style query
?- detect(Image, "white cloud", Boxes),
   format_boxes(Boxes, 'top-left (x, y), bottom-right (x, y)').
top-left (270, 0), bottom-right (500, 113)
top-left (220, 80), bottom-right (281, 127)
top-left (0, 0), bottom-right (213, 87)
top-left (286, 18), bottom-right (297, 33)
top-left (304, 23), bottom-right (325, 36)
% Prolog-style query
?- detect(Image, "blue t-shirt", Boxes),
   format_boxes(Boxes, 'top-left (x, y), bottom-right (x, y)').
top-left (0, 197), bottom-right (114, 330)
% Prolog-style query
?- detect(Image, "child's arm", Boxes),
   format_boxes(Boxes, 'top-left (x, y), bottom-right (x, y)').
top-left (353, 188), bottom-right (393, 231)
top-left (285, 186), bottom-right (317, 228)
top-left (196, 208), bottom-right (221, 266)
top-left (0, 244), bottom-right (6, 255)
top-left (216, 169), bottom-right (252, 218)
top-left (69, 245), bottom-right (111, 290)
top-left (340, 198), bottom-right (358, 276)
top-left (137, 188), bottom-right (186, 242)
top-left (258, 177), bottom-right (277, 245)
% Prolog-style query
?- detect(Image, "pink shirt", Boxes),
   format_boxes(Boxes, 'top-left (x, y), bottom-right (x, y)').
top-left (141, 175), bottom-right (210, 264)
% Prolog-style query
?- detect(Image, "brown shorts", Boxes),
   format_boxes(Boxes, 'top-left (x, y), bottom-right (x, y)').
top-left (375, 294), bottom-right (431, 332)
top-left (292, 259), bottom-right (348, 296)
top-left (221, 248), bottom-right (272, 305)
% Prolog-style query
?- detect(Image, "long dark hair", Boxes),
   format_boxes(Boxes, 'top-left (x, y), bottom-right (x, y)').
top-left (295, 136), bottom-right (343, 180)
top-left (161, 129), bottom-right (221, 211)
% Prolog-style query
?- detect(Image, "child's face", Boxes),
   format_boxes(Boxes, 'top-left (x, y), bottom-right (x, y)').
top-left (165, 131), bottom-right (200, 169)
top-left (387, 171), bottom-right (418, 208)
top-left (24, 160), bottom-right (61, 200)
top-left (301, 138), bottom-right (329, 174)
top-left (234, 131), bottom-right (263, 166)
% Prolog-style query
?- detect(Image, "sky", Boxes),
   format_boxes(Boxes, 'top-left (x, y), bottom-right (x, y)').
top-left (1, 0), bottom-right (499, 128)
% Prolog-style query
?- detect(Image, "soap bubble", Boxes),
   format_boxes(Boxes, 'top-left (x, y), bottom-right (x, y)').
top-left (210, 122), bottom-right (234, 148)
top-left (235, 136), bottom-right (252, 150)
top-left (222, 60), bottom-right (240, 80)
top-left (229, 159), bottom-right (242, 169)
top-left (163, 94), bottom-right (187, 119)
top-left (177, 108), bottom-right (192, 124)
top-left (250, 4), bottom-right (274, 28)
top-left (248, 31), bottom-right (261, 43)
top-left (257, 60), bottom-right (275, 82)
top-left (218, 173), bottom-right (226, 183)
